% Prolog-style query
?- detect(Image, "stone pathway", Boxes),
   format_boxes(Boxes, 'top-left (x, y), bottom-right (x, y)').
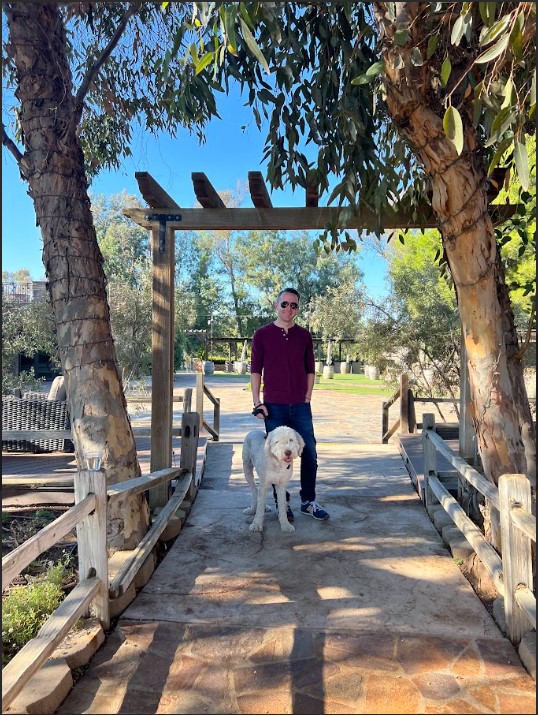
top-left (56, 376), bottom-right (535, 714)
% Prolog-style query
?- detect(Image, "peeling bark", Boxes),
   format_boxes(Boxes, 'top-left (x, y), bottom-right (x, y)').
top-left (373, 2), bottom-right (536, 488)
top-left (6, 3), bottom-right (149, 551)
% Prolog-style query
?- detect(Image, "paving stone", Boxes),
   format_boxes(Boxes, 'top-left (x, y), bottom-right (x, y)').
top-left (7, 658), bottom-right (72, 715)
top-left (518, 630), bottom-right (536, 680)
top-left (441, 525), bottom-right (474, 560)
top-left (52, 617), bottom-right (105, 669)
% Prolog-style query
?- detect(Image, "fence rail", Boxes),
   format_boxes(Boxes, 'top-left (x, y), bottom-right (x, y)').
top-left (422, 413), bottom-right (535, 646)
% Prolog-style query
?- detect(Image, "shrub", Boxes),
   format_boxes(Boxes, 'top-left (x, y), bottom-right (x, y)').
top-left (2, 562), bottom-right (70, 666)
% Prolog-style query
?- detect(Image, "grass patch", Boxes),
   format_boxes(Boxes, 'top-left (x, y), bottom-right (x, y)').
top-left (208, 371), bottom-right (393, 396)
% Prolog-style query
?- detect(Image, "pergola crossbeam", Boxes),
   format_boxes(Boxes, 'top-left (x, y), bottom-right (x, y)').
top-left (192, 172), bottom-right (226, 208)
top-left (248, 171), bottom-right (273, 208)
top-left (124, 204), bottom-right (517, 232)
top-left (134, 172), bottom-right (180, 209)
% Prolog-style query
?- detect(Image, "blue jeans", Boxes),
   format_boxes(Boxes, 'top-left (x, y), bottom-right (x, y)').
top-left (264, 402), bottom-right (318, 503)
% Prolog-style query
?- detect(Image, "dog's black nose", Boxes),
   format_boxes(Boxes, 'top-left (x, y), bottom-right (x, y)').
top-left (285, 450), bottom-right (292, 457)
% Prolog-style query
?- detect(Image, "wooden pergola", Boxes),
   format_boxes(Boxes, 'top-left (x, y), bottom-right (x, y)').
top-left (123, 170), bottom-right (516, 506)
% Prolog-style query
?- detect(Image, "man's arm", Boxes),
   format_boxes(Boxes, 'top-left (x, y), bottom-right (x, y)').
top-left (305, 373), bottom-right (315, 402)
top-left (251, 372), bottom-right (267, 419)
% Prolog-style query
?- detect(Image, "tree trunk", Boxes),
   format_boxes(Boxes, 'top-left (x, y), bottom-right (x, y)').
top-left (6, 3), bottom-right (149, 551)
top-left (373, 2), bottom-right (536, 488)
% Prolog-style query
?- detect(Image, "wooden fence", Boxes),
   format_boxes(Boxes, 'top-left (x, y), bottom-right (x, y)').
top-left (422, 413), bottom-right (536, 647)
top-left (382, 372), bottom-right (460, 444)
top-left (1, 410), bottom-right (200, 712)
top-left (1, 375), bottom-right (222, 712)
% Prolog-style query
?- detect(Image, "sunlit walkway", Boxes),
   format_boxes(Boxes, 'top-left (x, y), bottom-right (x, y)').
top-left (57, 378), bottom-right (535, 714)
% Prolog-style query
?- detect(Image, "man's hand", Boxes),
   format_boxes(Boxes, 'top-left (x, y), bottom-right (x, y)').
top-left (252, 403), bottom-right (268, 419)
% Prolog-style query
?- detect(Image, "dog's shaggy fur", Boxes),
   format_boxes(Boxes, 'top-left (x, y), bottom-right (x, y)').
top-left (242, 426), bottom-right (305, 532)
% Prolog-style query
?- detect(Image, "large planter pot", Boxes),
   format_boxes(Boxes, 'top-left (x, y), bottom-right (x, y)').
top-left (315, 360), bottom-right (324, 375)
top-left (234, 360), bottom-right (247, 374)
top-left (367, 365), bottom-right (379, 380)
top-left (322, 365), bottom-right (334, 380)
top-left (339, 361), bottom-right (350, 375)
top-left (203, 360), bottom-right (215, 375)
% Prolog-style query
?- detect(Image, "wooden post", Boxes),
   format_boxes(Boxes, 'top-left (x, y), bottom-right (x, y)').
top-left (381, 401), bottom-right (389, 444)
top-left (183, 387), bottom-right (192, 413)
top-left (213, 397), bottom-right (221, 441)
top-left (74, 468), bottom-right (109, 630)
top-left (499, 473), bottom-right (533, 645)
top-left (150, 224), bottom-right (175, 508)
top-left (459, 329), bottom-right (476, 462)
top-left (400, 373), bottom-right (410, 434)
top-left (408, 389), bottom-right (416, 433)
top-left (180, 412), bottom-right (200, 477)
top-left (196, 371), bottom-right (204, 433)
top-left (422, 413), bottom-right (437, 507)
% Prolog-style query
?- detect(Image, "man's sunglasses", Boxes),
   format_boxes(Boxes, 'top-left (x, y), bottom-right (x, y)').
top-left (280, 301), bottom-right (299, 309)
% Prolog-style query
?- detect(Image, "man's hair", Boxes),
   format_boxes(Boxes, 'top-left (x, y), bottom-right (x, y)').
top-left (276, 287), bottom-right (300, 302)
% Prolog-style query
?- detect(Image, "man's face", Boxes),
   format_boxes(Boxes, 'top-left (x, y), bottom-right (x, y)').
top-left (275, 292), bottom-right (300, 323)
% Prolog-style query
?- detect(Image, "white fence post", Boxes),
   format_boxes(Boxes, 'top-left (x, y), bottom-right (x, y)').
top-left (422, 413), bottom-right (437, 507)
top-left (74, 466), bottom-right (109, 630)
top-left (499, 473), bottom-right (533, 645)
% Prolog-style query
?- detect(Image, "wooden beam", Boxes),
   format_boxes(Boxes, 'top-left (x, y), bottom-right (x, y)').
top-left (134, 172), bottom-right (180, 209)
top-left (248, 171), bottom-right (273, 208)
top-left (192, 172), bottom-right (226, 208)
top-left (123, 203), bottom-right (518, 232)
top-left (306, 183), bottom-right (319, 207)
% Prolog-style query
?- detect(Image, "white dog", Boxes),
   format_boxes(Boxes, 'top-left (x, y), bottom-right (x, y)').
top-left (242, 426), bottom-right (304, 533)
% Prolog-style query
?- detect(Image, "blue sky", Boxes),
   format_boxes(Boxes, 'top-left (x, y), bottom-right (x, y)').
top-left (2, 84), bottom-right (389, 299)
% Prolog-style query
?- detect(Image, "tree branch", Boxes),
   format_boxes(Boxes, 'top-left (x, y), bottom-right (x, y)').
top-left (73, 2), bottom-right (141, 120)
top-left (2, 124), bottom-right (29, 178)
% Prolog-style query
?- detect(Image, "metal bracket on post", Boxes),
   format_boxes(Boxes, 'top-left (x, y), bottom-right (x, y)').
top-left (145, 213), bottom-right (182, 253)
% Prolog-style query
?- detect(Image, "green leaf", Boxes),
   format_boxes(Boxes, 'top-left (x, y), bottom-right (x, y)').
top-left (366, 60), bottom-right (386, 77)
top-left (501, 77), bottom-right (513, 109)
top-left (351, 60), bottom-right (385, 85)
top-left (514, 141), bottom-right (529, 190)
top-left (484, 107), bottom-right (516, 147)
top-left (451, 16), bottom-right (465, 46)
top-left (443, 106), bottom-right (464, 155)
top-left (223, 6), bottom-right (238, 55)
top-left (487, 136), bottom-right (512, 175)
top-left (480, 15), bottom-right (511, 46)
top-left (476, 33), bottom-right (509, 64)
top-left (426, 35), bottom-right (438, 59)
top-left (239, 18), bottom-right (270, 74)
top-left (472, 98), bottom-right (482, 128)
top-left (440, 57), bottom-right (452, 87)
top-left (411, 47), bottom-right (423, 66)
top-left (479, 2), bottom-right (497, 27)
top-left (394, 28), bottom-right (411, 46)
top-left (195, 51), bottom-right (215, 75)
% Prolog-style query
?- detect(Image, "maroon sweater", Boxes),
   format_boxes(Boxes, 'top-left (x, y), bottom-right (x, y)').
top-left (250, 322), bottom-right (315, 404)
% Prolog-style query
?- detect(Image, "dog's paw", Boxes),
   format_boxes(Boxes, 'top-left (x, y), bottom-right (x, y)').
top-left (243, 506), bottom-right (255, 515)
top-left (280, 521), bottom-right (295, 533)
top-left (249, 521), bottom-right (264, 532)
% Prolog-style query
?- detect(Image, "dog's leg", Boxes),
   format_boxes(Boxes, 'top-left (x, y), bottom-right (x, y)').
top-left (249, 478), bottom-right (270, 532)
top-left (274, 483), bottom-right (295, 533)
top-left (242, 454), bottom-right (258, 515)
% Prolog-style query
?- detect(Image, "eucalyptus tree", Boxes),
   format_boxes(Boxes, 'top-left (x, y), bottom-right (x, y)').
top-left (187, 2), bottom-right (535, 489)
top-left (2, 2), bottom-right (226, 551)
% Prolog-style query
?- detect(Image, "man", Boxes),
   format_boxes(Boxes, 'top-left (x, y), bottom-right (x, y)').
top-left (250, 287), bottom-right (329, 521)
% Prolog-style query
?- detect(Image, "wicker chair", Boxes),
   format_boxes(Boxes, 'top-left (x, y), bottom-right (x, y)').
top-left (2, 388), bottom-right (73, 453)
